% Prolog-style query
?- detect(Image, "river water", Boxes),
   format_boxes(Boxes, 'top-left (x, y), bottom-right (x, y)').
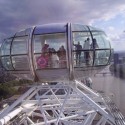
top-left (92, 74), bottom-right (125, 116)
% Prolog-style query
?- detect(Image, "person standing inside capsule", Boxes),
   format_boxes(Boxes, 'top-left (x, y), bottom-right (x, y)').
top-left (73, 41), bottom-right (82, 65)
top-left (58, 45), bottom-right (66, 68)
top-left (83, 38), bottom-right (91, 65)
top-left (37, 43), bottom-right (50, 69)
top-left (93, 38), bottom-right (99, 65)
top-left (50, 49), bottom-right (59, 68)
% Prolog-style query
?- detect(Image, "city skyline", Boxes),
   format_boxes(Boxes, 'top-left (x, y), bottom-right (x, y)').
top-left (0, 0), bottom-right (125, 51)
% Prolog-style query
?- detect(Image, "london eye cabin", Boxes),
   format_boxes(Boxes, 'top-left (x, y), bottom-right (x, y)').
top-left (0, 23), bottom-right (111, 82)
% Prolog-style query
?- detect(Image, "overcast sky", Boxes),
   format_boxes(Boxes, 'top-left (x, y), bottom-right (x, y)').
top-left (0, 0), bottom-right (125, 51)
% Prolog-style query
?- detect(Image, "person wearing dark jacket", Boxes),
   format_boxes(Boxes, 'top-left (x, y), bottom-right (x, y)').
top-left (74, 41), bottom-right (82, 65)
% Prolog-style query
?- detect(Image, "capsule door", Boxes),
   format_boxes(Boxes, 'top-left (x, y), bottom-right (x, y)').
top-left (32, 26), bottom-right (69, 82)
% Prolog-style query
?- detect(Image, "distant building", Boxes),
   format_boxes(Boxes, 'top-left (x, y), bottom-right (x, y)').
top-left (113, 51), bottom-right (125, 65)
top-left (114, 53), bottom-right (119, 64)
top-left (123, 57), bottom-right (125, 63)
top-left (110, 49), bottom-right (114, 62)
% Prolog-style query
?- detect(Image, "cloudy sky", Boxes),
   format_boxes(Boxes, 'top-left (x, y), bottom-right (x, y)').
top-left (0, 0), bottom-right (125, 51)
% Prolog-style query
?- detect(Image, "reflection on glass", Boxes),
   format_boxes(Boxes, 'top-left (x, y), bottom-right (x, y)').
top-left (1, 39), bottom-right (12, 56)
top-left (73, 32), bottom-right (92, 47)
top-left (35, 54), bottom-right (48, 69)
top-left (34, 33), bottom-right (67, 69)
top-left (12, 56), bottom-right (30, 70)
top-left (89, 26), bottom-right (101, 31)
top-left (33, 36), bottom-right (42, 53)
top-left (15, 28), bottom-right (31, 36)
top-left (73, 51), bottom-right (93, 67)
top-left (1, 56), bottom-right (13, 70)
top-left (11, 36), bottom-right (28, 55)
top-left (73, 32), bottom-right (93, 67)
top-left (94, 50), bottom-right (110, 66)
top-left (58, 45), bottom-right (66, 68)
top-left (92, 32), bottom-right (110, 49)
top-left (72, 24), bottom-right (89, 31)
top-left (35, 53), bottom-right (60, 69)
top-left (33, 33), bottom-right (66, 53)
top-left (15, 31), bottom-right (25, 37)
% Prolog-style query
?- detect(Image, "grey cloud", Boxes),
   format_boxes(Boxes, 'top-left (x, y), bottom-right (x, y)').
top-left (0, 0), bottom-right (125, 40)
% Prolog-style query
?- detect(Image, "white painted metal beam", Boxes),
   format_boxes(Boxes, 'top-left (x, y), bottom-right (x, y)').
top-left (0, 82), bottom-right (115, 125)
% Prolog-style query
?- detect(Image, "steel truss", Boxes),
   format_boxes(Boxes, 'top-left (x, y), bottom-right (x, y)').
top-left (0, 80), bottom-right (115, 125)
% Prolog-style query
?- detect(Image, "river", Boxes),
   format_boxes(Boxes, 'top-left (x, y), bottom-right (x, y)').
top-left (92, 73), bottom-right (125, 116)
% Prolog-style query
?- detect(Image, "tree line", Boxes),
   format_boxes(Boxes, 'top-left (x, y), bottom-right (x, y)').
top-left (0, 61), bottom-right (32, 100)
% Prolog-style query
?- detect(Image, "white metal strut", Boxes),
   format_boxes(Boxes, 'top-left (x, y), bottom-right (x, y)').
top-left (0, 80), bottom-right (115, 125)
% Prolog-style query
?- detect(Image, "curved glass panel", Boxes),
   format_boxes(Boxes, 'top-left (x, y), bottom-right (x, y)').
top-left (15, 30), bottom-right (25, 37)
top-left (94, 50), bottom-right (110, 66)
top-left (25, 28), bottom-right (32, 35)
top-left (33, 35), bottom-right (42, 53)
top-left (88, 26), bottom-right (101, 31)
top-left (73, 32), bottom-right (93, 67)
top-left (1, 39), bottom-right (12, 56)
top-left (12, 55), bottom-right (30, 70)
top-left (15, 28), bottom-right (31, 36)
top-left (34, 23), bottom-right (66, 34)
top-left (11, 36), bottom-right (28, 55)
top-left (1, 56), bottom-right (13, 70)
top-left (72, 24), bottom-right (89, 31)
top-left (92, 32), bottom-right (110, 49)
top-left (33, 33), bottom-right (67, 69)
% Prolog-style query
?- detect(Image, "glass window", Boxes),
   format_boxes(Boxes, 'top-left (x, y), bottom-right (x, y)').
top-left (72, 24), bottom-right (89, 31)
top-left (92, 32), bottom-right (111, 49)
top-left (25, 28), bottom-right (32, 35)
top-left (33, 35), bottom-right (42, 53)
top-left (1, 56), bottom-right (13, 70)
top-left (33, 33), bottom-right (66, 53)
top-left (94, 50), bottom-right (110, 66)
top-left (15, 28), bottom-right (31, 36)
top-left (11, 36), bottom-right (28, 55)
top-left (73, 32), bottom-right (92, 47)
top-left (73, 32), bottom-right (93, 67)
top-left (15, 31), bottom-right (25, 37)
top-left (88, 26), bottom-right (101, 31)
top-left (1, 39), bottom-right (12, 56)
top-left (12, 55), bottom-right (30, 70)
top-left (33, 33), bottom-right (67, 69)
